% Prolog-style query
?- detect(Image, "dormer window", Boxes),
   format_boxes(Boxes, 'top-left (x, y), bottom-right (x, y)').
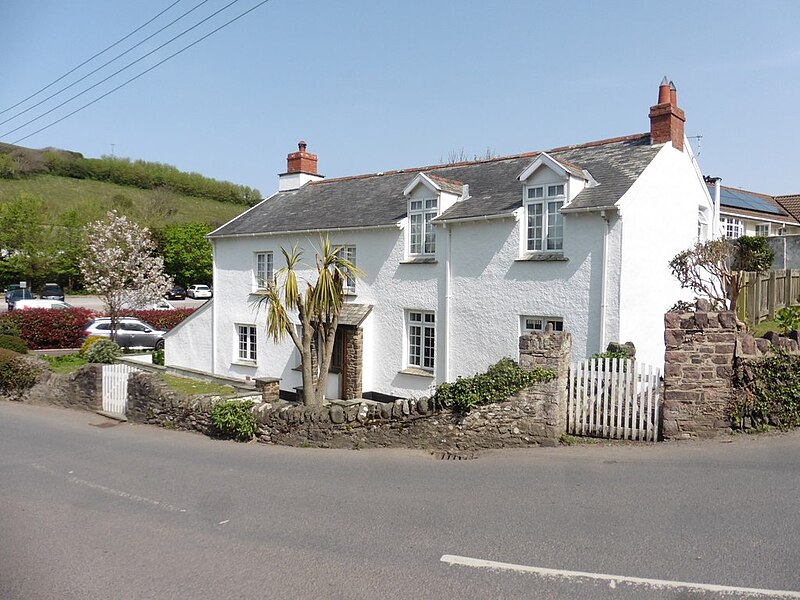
top-left (410, 198), bottom-right (438, 255)
top-left (525, 183), bottom-right (565, 251)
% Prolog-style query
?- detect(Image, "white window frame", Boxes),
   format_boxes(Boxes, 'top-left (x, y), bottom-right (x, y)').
top-left (407, 310), bottom-right (435, 370)
top-left (236, 324), bottom-right (257, 363)
top-left (525, 183), bottom-right (565, 252)
top-left (520, 315), bottom-right (564, 335)
top-left (254, 251), bottom-right (273, 290)
top-left (721, 217), bottom-right (743, 239)
top-left (755, 223), bottom-right (770, 237)
top-left (337, 244), bottom-right (357, 294)
top-left (698, 207), bottom-right (709, 241)
top-left (408, 197), bottom-right (438, 256)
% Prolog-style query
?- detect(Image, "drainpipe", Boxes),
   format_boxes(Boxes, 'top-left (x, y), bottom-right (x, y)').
top-left (443, 223), bottom-right (452, 383)
top-left (714, 177), bottom-right (722, 238)
top-left (599, 210), bottom-right (610, 353)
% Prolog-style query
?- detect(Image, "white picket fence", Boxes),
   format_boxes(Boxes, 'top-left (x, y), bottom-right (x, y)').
top-left (567, 357), bottom-right (662, 441)
top-left (101, 364), bottom-right (139, 416)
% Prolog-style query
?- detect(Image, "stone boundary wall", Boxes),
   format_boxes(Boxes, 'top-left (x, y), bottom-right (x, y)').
top-left (663, 305), bottom-right (800, 439)
top-left (1, 358), bottom-right (102, 411)
top-left (126, 330), bottom-right (572, 451)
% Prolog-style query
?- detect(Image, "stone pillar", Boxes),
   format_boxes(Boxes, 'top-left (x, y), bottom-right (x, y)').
top-left (254, 377), bottom-right (280, 403)
top-left (662, 309), bottom-right (740, 438)
top-left (517, 330), bottom-right (571, 439)
top-left (343, 327), bottom-right (363, 400)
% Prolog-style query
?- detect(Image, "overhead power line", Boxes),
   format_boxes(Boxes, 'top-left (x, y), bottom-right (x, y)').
top-left (8, 0), bottom-right (273, 145)
top-left (0, 0), bottom-right (214, 128)
top-left (1, 0), bottom-right (242, 139)
top-left (0, 0), bottom-right (183, 116)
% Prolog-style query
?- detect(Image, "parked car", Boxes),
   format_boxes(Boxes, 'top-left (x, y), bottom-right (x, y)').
top-left (165, 286), bottom-right (186, 300)
top-left (119, 297), bottom-right (175, 311)
top-left (14, 299), bottom-right (72, 310)
top-left (3, 283), bottom-right (21, 299)
top-left (82, 317), bottom-right (166, 350)
top-left (186, 284), bottom-right (212, 299)
top-left (6, 288), bottom-right (35, 311)
top-left (39, 283), bottom-right (65, 301)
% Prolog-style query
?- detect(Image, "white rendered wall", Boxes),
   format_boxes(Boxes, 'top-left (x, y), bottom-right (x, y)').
top-left (164, 300), bottom-right (213, 373)
top-left (617, 143), bottom-right (714, 367)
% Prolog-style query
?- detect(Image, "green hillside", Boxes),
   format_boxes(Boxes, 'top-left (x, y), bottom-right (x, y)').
top-left (0, 174), bottom-right (247, 228)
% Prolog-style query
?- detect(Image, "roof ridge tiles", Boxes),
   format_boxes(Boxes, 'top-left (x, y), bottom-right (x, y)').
top-left (308, 132), bottom-right (651, 187)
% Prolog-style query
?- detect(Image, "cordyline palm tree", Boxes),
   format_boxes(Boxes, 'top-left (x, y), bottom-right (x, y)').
top-left (256, 237), bottom-right (363, 406)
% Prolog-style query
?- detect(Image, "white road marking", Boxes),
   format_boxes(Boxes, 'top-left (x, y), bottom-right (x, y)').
top-left (31, 463), bottom-right (187, 514)
top-left (219, 520), bottom-right (230, 525)
top-left (440, 554), bottom-right (800, 598)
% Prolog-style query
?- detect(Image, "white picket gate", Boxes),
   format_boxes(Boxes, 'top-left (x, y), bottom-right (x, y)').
top-left (567, 357), bottom-right (662, 441)
top-left (101, 364), bottom-right (139, 416)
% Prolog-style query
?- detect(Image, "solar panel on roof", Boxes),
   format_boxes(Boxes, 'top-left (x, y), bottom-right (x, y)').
top-left (709, 186), bottom-right (783, 215)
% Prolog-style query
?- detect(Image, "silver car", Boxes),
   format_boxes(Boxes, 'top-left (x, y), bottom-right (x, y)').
top-left (82, 317), bottom-right (166, 350)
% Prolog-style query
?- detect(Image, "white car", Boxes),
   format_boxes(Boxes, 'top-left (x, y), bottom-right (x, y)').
top-left (187, 284), bottom-right (212, 299)
top-left (14, 299), bottom-right (72, 310)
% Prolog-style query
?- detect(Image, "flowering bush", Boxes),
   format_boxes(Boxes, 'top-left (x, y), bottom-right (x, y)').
top-left (85, 339), bottom-right (121, 364)
top-left (0, 307), bottom-right (96, 350)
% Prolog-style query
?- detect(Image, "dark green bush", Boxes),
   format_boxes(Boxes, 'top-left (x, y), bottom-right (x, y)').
top-left (736, 349), bottom-right (800, 429)
top-left (0, 318), bottom-right (20, 337)
top-left (0, 348), bottom-right (43, 393)
top-left (432, 357), bottom-right (556, 412)
top-left (0, 334), bottom-right (28, 353)
top-left (210, 400), bottom-right (258, 442)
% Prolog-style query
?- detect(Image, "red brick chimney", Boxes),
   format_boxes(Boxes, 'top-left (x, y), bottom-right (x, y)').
top-left (286, 140), bottom-right (318, 175)
top-left (649, 77), bottom-right (685, 151)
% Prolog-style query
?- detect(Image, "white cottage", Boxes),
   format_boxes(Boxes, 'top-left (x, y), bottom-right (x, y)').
top-left (166, 78), bottom-right (713, 401)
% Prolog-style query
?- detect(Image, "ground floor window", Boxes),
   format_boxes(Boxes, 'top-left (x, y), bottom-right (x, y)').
top-left (408, 310), bottom-right (435, 370)
top-left (521, 315), bottom-right (564, 334)
top-left (721, 217), bottom-right (743, 239)
top-left (755, 223), bottom-right (770, 237)
top-left (237, 324), bottom-right (257, 361)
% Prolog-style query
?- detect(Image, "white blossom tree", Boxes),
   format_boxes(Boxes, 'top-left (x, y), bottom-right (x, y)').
top-left (80, 211), bottom-right (172, 339)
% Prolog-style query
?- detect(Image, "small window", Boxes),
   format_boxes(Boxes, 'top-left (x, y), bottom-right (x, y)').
top-left (407, 310), bottom-right (435, 370)
top-left (336, 245), bottom-right (357, 294)
top-left (525, 183), bottom-right (565, 252)
top-left (521, 315), bottom-right (564, 334)
top-left (755, 224), bottom-right (770, 237)
top-left (254, 251), bottom-right (274, 289)
top-left (409, 198), bottom-right (438, 256)
top-left (237, 324), bottom-right (257, 362)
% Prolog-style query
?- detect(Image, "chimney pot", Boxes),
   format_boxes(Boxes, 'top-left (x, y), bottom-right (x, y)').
top-left (298, 140), bottom-right (307, 152)
top-left (657, 77), bottom-right (671, 104)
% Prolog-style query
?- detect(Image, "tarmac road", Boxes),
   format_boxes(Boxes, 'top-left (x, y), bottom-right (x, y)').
top-left (1, 401), bottom-right (799, 600)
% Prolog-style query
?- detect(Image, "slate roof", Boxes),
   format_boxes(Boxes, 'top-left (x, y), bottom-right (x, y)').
top-left (210, 133), bottom-right (660, 238)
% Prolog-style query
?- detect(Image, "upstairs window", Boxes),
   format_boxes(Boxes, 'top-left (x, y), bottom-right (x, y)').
top-left (409, 198), bottom-right (438, 256)
top-left (254, 251), bottom-right (273, 289)
top-left (336, 245), bottom-right (357, 294)
top-left (526, 184), bottom-right (564, 251)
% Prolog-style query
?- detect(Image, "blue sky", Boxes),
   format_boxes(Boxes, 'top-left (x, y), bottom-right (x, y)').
top-left (2, 0), bottom-right (799, 197)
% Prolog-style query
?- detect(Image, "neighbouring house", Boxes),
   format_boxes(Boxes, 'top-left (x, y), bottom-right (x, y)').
top-left (166, 78), bottom-right (713, 401)
top-left (706, 180), bottom-right (800, 239)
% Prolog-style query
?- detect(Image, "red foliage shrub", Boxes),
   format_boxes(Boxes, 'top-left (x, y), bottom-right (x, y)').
top-left (1, 307), bottom-right (97, 349)
top-left (119, 308), bottom-right (195, 331)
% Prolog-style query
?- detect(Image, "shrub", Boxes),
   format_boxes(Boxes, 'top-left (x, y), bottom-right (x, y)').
top-left (736, 349), bottom-right (800, 429)
top-left (0, 319), bottom-right (20, 337)
top-left (3, 307), bottom-right (96, 349)
top-left (775, 306), bottom-right (800, 334)
top-left (80, 335), bottom-right (105, 356)
top-left (0, 348), bottom-right (43, 393)
top-left (210, 400), bottom-right (258, 442)
top-left (151, 348), bottom-right (164, 366)
top-left (84, 339), bottom-right (121, 364)
top-left (121, 308), bottom-right (194, 331)
top-left (0, 334), bottom-right (28, 353)
top-left (431, 357), bottom-right (556, 412)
